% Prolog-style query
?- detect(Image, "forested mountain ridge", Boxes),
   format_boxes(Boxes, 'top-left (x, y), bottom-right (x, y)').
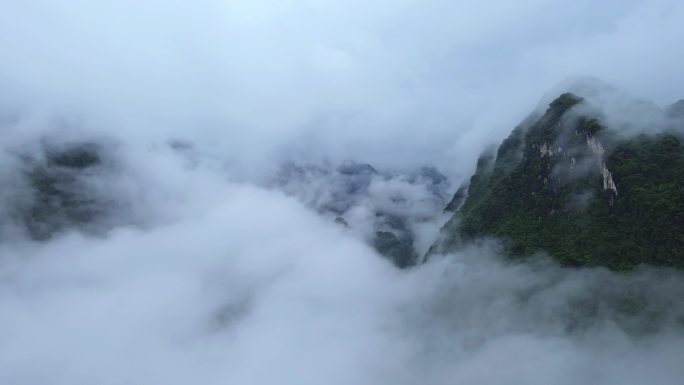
top-left (431, 92), bottom-right (684, 270)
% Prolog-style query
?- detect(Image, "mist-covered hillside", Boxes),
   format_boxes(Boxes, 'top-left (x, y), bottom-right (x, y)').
top-left (432, 89), bottom-right (684, 269)
top-left (272, 161), bottom-right (451, 266)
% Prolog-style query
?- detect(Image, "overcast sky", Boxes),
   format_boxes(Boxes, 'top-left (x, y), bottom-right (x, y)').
top-left (1, 0), bottom-right (683, 174)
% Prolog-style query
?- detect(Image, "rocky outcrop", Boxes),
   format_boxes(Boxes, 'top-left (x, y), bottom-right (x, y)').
top-left (444, 183), bottom-right (468, 212)
top-left (373, 231), bottom-right (418, 268)
top-left (1, 142), bottom-right (111, 240)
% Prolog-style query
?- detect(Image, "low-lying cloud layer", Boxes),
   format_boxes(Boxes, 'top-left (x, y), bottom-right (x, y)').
top-left (1, 0), bottom-right (684, 384)
top-left (1, 188), bottom-right (683, 384)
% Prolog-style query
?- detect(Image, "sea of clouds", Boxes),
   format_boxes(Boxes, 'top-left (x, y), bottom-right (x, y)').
top-left (1, 0), bottom-right (684, 384)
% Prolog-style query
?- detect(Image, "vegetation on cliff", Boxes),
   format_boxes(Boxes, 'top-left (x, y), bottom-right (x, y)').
top-left (435, 93), bottom-right (684, 270)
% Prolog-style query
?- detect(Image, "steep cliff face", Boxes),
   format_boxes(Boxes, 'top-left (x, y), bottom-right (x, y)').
top-left (433, 93), bottom-right (684, 270)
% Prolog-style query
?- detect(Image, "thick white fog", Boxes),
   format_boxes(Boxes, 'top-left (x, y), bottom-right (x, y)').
top-left (1, 0), bottom-right (684, 384)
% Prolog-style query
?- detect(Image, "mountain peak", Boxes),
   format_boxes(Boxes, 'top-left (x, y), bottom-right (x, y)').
top-left (549, 92), bottom-right (583, 110)
top-left (431, 91), bottom-right (684, 270)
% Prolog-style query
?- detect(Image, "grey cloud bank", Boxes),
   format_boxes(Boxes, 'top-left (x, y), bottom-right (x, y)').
top-left (0, 0), bottom-right (683, 384)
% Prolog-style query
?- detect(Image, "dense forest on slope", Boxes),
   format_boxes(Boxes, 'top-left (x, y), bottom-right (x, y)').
top-left (434, 93), bottom-right (684, 270)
